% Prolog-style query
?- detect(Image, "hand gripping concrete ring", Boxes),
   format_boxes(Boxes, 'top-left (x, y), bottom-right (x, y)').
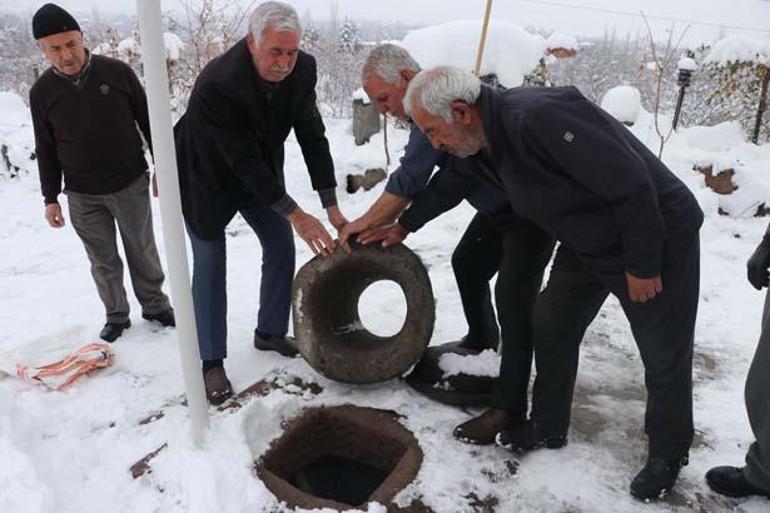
top-left (292, 242), bottom-right (435, 383)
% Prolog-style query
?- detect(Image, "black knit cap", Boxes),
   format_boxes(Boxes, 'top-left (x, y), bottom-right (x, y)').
top-left (32, 3), bottom-right (81, 40)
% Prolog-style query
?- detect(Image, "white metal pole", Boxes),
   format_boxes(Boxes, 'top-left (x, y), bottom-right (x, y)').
top-left (135, 0), bottom-right (209, 445)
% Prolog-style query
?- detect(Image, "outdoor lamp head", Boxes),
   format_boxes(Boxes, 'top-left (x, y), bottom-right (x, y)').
top-left (677, 68), bottom-right (693, 88)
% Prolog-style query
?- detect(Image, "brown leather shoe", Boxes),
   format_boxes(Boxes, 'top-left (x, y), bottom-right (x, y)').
top-left (453, 409), bottom-right (521, 445)
top-left (203, 366), bottom-right (233, 406)
top-left (254, 330), bottom-right (298, 357)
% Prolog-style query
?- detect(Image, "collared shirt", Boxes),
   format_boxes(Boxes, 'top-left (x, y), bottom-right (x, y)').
top-left (51, 50), bottom-right (92, 89)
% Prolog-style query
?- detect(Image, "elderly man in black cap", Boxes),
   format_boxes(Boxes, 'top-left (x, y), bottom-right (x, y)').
top-left (29, 3), bottom-right (174, 342)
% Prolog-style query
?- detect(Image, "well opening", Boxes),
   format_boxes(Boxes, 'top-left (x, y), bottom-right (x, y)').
top-left (256, 405), bottom-right (423, 511)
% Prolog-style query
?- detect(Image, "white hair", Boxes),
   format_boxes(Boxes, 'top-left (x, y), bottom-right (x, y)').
top-left (248, 1), bottom-right (301, 44)
top-left (404, 66), bottom-right (481, 123)
top-left (361, 43), bottom-right (420, 84)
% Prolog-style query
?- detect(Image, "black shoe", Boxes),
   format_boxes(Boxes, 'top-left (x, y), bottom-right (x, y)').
top-left (495, 419), bottom-right (567, 454)
top-left (630, 455), bottom-right (688, 501)
top-left (254, 330), bottom-right (298, 358)
top-left (99, 320), bottom-right (131, 343)
top-left (142, 308), bottom-right (175, 327)
top-left (706, 466), bottom-right (770, 498)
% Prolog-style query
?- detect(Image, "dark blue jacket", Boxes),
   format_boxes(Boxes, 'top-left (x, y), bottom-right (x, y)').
top-left (401, 85), bottom-right (703, 277)
top-left (386, 125), bottom-right (509, 217)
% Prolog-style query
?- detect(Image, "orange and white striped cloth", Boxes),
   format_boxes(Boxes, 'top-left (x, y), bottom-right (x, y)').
top-left (1, 341), bottom-right (115, 391)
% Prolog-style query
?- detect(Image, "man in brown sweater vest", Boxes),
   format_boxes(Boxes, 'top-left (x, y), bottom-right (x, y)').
top-left (29, 3), bottom-right (174, 342)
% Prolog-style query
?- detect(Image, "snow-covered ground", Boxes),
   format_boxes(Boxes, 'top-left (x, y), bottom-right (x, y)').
top-left (2, 96), bottom-right (770, 512)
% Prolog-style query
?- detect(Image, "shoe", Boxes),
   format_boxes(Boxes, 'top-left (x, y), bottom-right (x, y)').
top-left (99, 320), bottom-right (131, 343)
top-left (457, 334), bottom-right (500, 352)
top-left (454, 409), bottom-right (522, 445)
top-left (203, 366), bottom-right (233, 406)
top-left (495, 419), bottom-right (567, 453)
top-left (706, 466), bottom-right (770, 498)
top-left (630, 455), bottom-right (688, 501)
top-left (142, 308), bottom-right (175, 327)
top-left (254, 330), bottom-right (298, 357)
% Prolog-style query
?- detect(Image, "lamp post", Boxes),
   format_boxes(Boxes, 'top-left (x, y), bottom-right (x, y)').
top-left (673, 56), bottom-right (697, 131)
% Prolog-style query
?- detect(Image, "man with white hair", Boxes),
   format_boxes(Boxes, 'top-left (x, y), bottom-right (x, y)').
top-left (377, 66), bottom-right (704, 501)
top-left (340, 45), bottom-right (554, 442)
top-left (174, 1), bottom-right (347, 404)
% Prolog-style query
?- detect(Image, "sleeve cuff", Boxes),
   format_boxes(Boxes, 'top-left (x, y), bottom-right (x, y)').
top-left (397, 215), bottom-right (420, 233)
top-left (318, 188), bottom-right (338, 208)
top-left (270, 194), bottom-right (299, 217)
top-left (44, 195), bottom-right (59, 205)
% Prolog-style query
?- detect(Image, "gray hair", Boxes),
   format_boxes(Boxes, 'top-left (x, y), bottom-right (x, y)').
top-left (248, 1), bottom-right (301, 43)
top-left (404, 66), bottom-right (481, 123)
top-left (361, 43), bottom-right (420, 85)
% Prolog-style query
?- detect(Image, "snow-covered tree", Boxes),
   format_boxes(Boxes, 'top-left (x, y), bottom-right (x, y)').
top-left (704, 36), bottom-right (770, 144)
top-left (338, 18), bottom-right (361, 53)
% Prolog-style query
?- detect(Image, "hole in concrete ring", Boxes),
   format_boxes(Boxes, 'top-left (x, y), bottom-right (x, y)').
top-left (358, 280), bottom-right (407, 338)
top-left (255, 405), bottom-right (423, 511)
top-left (292, 243), bottom-right (435, 383)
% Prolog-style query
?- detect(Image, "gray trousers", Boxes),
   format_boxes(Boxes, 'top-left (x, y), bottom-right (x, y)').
top-left (66, 173), bottom-right (170, 323)
top-left (744, 289), bottom-right (770, 492)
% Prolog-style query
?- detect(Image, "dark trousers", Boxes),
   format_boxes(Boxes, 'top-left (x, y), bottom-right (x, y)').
top-left (492, 218), bottom-right (555, 421)
top-left (187, 204), bottom-right (295, 361)
top-left (531, 233), bottom-right (700, 460)
top-left (744, 288), bottom-right (770, 492)
top-left (451, 212), bottom-right (504, 343)
top-left (67, 173), bottom-right (170, 323)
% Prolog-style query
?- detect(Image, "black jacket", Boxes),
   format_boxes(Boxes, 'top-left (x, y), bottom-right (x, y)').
top-left (175, 39), bottom-right (336, 240)
top-left (401, 86), bottom-right (703, 278)
top-left (30, 54), bottom-right (152, 204)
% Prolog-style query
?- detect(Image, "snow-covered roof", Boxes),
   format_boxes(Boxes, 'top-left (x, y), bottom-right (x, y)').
top-left (600, 85), bottom-right (641, 124)
top-left (402, 20), bottom-right (546, 87)
top-left (704, 35), bottom-right (770, 66)
top-left (163, 32), bottom-right (184, 61)
top-left (546, 31), bottom-right (578, 51)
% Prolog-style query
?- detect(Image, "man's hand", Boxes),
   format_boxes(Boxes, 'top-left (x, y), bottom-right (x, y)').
top-left (326, 205), bottom-right (348, 232)
top-left (288, 208), bottom-right (335, 256)
top-left (338, 216), bottom-right (373, 254)
top-left (45, 203), bottom-right (66, 228)
top-left (747, 234), bottom-right (770, 290)
top-left (625, 272), bottom-right (663, 303)
top-left (357, 223), bottom-right (409, 248)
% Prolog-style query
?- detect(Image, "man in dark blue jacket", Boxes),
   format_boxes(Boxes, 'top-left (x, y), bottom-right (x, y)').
top-left (175, 2), bottom-right (346, 404)
top-left (341, 45), bottom-right (554, 441)
top-left (396, 66), bottom-right (703, 500)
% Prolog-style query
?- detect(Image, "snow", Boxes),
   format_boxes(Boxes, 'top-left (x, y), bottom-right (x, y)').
top-left (2, 95), bottom-right (770, 512)
top-left (438, 349), bottom-right (500, 378)
top-left (600, 85), bottom-right (641, 125)
top-left (117, 37), bottom-right (139, 55)
top-left (0, 91), bottom-right (35, 176)
top-left (678, 56), bottom-right (698, 72)
top-left (546, 31), bottom-right (578, 51)
top-left (163, 32), bottom-right (184, 62)
top-left (402, 20), bottom-right (546, 87)
top-left (704, 35), bottom-right (770, 66)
